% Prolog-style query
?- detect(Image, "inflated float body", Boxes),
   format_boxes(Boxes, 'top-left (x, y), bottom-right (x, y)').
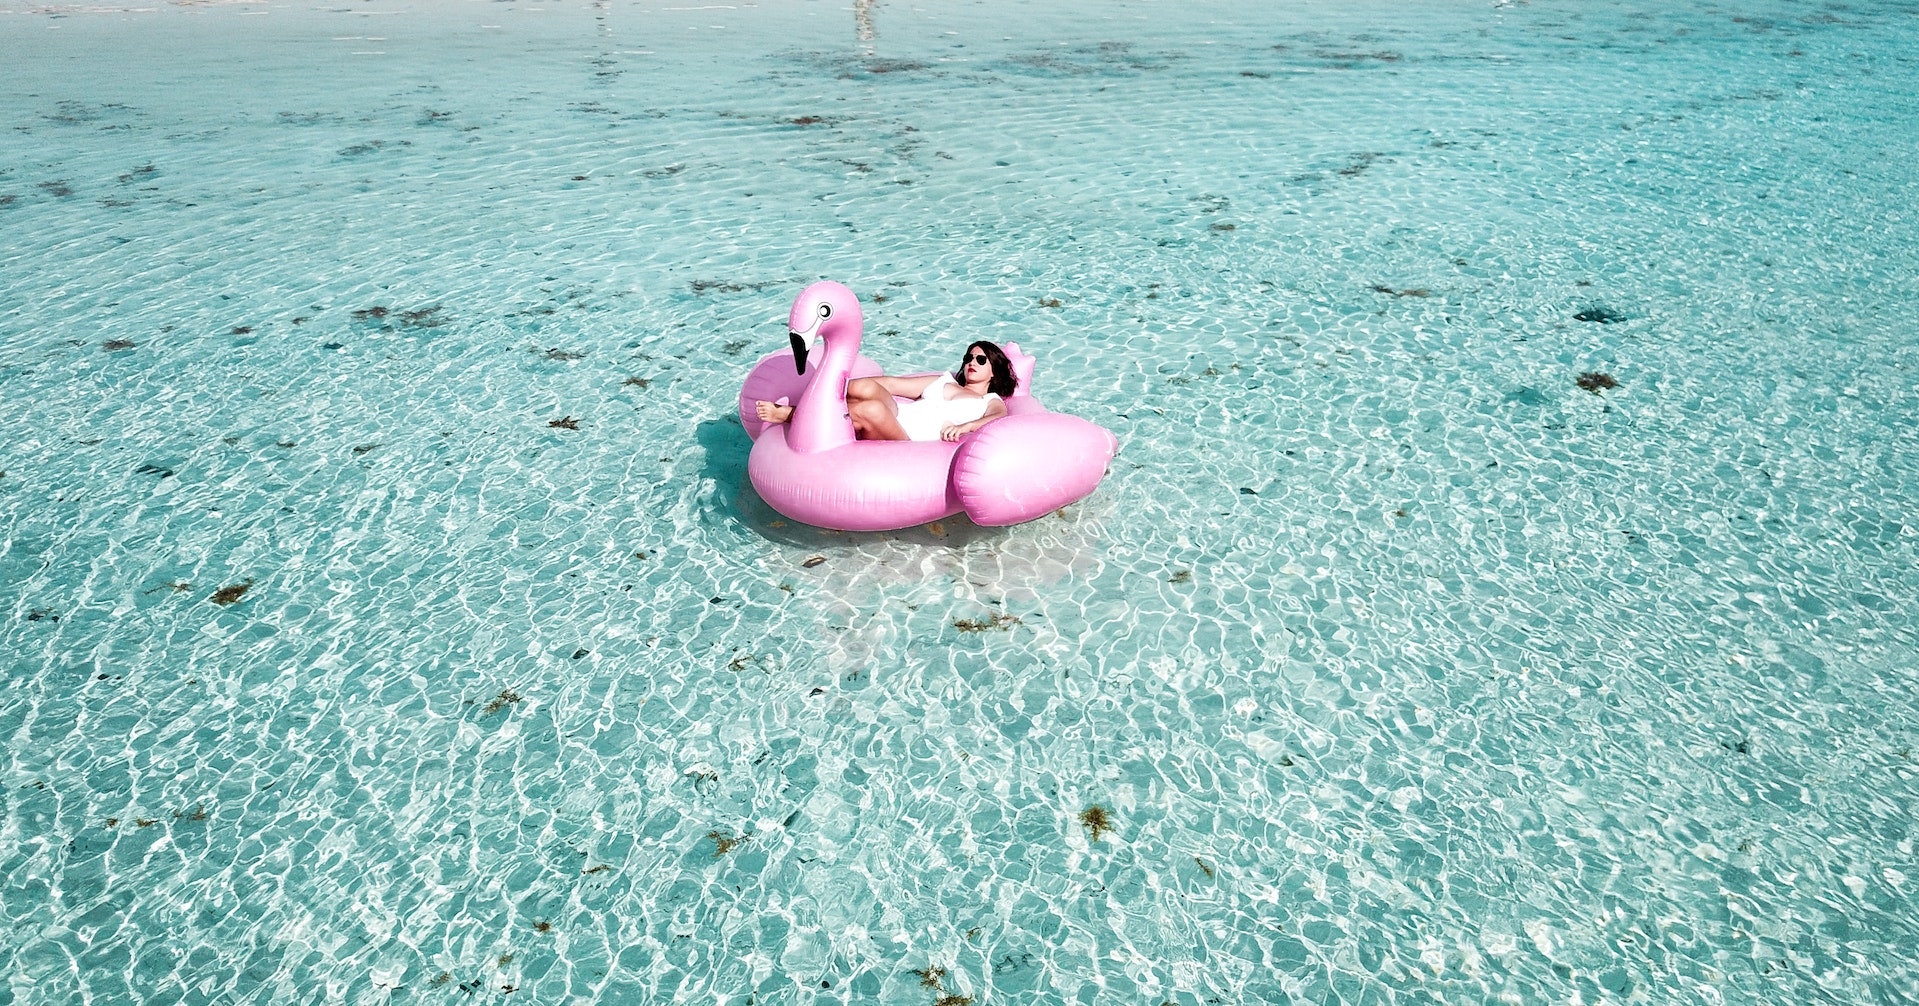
top-left (738, 282), bottom-right (1117, 532)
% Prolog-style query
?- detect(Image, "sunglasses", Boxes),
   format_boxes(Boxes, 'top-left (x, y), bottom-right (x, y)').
top-left (964, 353), bottom-right (989, 365)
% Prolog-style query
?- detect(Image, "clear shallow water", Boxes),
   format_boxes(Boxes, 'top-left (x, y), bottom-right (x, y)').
top-left (3, 0), bottom-right (1918, 1002)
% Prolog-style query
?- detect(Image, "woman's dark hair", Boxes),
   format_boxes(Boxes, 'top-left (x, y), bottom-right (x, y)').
top-left (955, 340), bottom-right (1018, 397)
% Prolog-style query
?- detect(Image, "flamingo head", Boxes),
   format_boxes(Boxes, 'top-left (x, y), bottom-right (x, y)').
top-left (786, 281), bottom-right (863, 375)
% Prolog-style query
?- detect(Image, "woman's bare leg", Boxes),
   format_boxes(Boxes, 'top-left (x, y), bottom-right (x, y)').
top-left (845, 377), bottom-right (887, 405)
top-left (848, 374), bottom-right (942, 403)
top-left (849, 397), bottom-right (910, 441)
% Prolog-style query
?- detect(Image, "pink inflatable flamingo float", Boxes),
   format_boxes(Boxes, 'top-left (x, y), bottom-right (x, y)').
top-left (738, 282), bottom-right (1117, 532)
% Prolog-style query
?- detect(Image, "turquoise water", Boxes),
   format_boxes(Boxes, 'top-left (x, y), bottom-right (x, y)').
top-left (4, 0), bottom-right (1918, 1002)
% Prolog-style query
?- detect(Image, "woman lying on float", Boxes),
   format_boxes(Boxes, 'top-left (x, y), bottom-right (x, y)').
top-left (737, 281), bottom-right (1116, 532)
top-left (755, 339), bottom-right (1015, 443)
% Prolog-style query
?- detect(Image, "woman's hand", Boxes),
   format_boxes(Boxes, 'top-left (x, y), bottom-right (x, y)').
top-left (942, 400), bottom-right (1007, 441)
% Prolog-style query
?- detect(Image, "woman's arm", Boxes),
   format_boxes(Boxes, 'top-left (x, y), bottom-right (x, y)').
top-left (940, 397), bottom-right (1008, 441)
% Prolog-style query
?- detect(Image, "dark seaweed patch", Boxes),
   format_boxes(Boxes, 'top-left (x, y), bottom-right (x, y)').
top-left (337, 140), bottom-right (409, 157)
top-left (1007, 40), bottom-right (1179, 76)
top-left (1312, 50), bottom-right (1404, 64)
top-left (689, 279), bottom-right (783, 296)
top-left (953, 612), bottom-right (1020, 632)
top-left (26, 608), bottom-right (59, 623)
top-left (118, 163), bottom-right (157, 183)
top-left (398, 306), bottom-right (445, 329)
top-left (1370, 284), bottom-right (1430, 297)
top-left (39, 180), bottom-right (74, 198)
top-left (47, 101), bottom-right (131, 125)
top-left (209, 580), bottom-right (253, 606)
top-left (726, 652), bottom-right (776, 674)
top-left (102, 339), bottom-right (137, 352)
top-left (1336, 152), bottom-right (1384, 177)
top-left (1576, 371), bottom-right (1619, 394)
top-left (622, 376), bottom-right (650, 389)
top-left (540, 347), bottom-right (586, 361)
top-left (1078, 805), bottom-right (1113, 843)
top-left (915, 966), bottom-right (947, 989)
top-left (482, 690), bottom-right (522, 716)
top-left (548, 416), bottom-right (581, 430)
top-left (707, 830), bottom-right (747, 856)
top-left (1574, 305), bottom-right (1629, 324)
top-left (352, 304), bottom-right (446, 331)
top-left (136, 463), bottom-right (175, 478)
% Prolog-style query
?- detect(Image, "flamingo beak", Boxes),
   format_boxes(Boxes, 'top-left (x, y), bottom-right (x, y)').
top-left (789, 330), bottom-right (809, 374)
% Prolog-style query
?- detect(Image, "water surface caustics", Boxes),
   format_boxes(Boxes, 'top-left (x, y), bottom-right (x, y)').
top-left (2, 0), bottom-right (1916, 1003)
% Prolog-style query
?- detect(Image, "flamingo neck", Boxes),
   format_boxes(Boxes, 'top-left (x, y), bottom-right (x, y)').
top-left (787, 324), bottom-right (858, 454)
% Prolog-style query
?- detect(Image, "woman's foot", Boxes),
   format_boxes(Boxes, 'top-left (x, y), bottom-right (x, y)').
top-left (755, 401), bottom-right (793, 424)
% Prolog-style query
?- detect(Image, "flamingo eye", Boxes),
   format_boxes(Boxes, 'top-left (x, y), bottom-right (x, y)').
top-left (818, 303), bottom-right (832, 319)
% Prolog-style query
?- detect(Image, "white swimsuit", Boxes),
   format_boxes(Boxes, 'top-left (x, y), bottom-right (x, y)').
top-left (894, 374), bottom-right (998, 442)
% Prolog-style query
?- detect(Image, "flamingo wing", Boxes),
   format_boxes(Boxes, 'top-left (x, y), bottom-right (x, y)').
top-left (950, 413), bottom-right (1118, 525)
